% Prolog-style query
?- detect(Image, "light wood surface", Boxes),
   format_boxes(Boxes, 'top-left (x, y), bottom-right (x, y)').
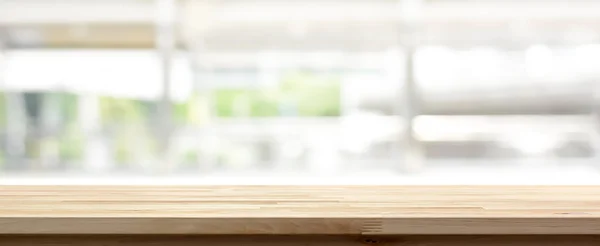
top-left (1, 186), bottom-right (600, 235)
top-left (2, 235), bottom-right (600, 246)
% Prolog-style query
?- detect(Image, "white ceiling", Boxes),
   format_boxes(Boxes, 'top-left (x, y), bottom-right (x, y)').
top-left (2, 0), bottom-right (599, 23)
top-left (1, 0), bottom-right (600, 51)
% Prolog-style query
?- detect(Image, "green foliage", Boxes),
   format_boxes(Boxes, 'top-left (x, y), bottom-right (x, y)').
top-left (114, 134), bottom-right (131, 165)
top-left (180, 150), bottom-right (200, 167)
top-left (0, 93), bottom-right (6, 127)
top-left (59, 92), bottom-right (79, 122)
top-left (99, 97), bottom-right (146, 124)
top-left (0, 150), bottom-right (4, 168)
top-left (110, 125), bottom-right (158, 166)
top-left (279, 72), bottom-right (341, 116)
top-left (250, 90), bottom-right (280, 117)
top-left (212, 72), bottom-right (341, 118)
top-left (98, 97), bottom-right (159, 165)
top-left (214, 89), bottom-right (249, 117)
top-left (90, 71), bottom-right (342, 124)
top-left (173, 101), bottom-right (189, 124)
top-left (59, 123), bottom-right (84, 161)
top-left (23, 92), bottom-right (42, 122)
top-left (213, 89), bottom-right (277, 117)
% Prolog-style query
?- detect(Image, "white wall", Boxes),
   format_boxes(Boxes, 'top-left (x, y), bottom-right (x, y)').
top-left (2, 49), bottom-right (193, 101)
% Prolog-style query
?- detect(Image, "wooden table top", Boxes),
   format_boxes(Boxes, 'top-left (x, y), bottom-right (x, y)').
top-left (1, 186), bottom-right (600, 235)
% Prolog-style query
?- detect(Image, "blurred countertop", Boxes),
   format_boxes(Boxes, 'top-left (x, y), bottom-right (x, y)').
top-left (1, 185), bottom-right (600, 235)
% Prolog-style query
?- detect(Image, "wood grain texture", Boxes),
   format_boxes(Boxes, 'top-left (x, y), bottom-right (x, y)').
top-left (1, 186), bottom-right (600, 235)
top-left (2, 235), bottom-right (600, 246)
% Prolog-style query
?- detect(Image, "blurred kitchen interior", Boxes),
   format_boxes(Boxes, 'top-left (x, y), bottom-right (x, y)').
top-left (0, 0), bottom-right (600, 176)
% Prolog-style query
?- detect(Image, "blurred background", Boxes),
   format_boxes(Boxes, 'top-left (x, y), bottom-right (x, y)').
top-left (1, 0), bottom-right (600, 183)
